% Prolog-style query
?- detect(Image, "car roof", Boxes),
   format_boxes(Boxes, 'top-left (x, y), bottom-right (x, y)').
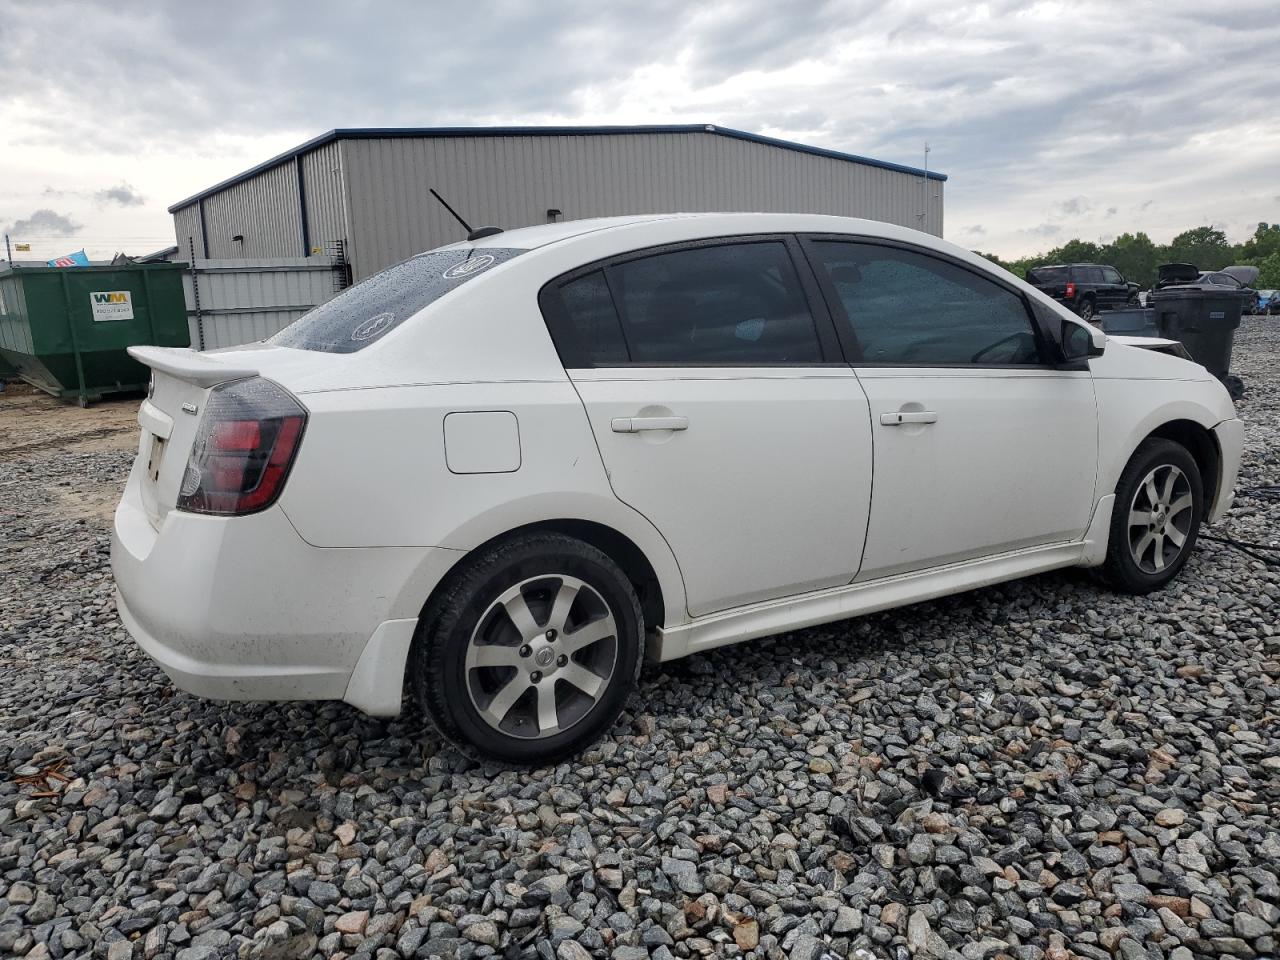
top-left (438, 214), bottom-right (697, 251)
top-left (442, 212), bottom-right (950, 254)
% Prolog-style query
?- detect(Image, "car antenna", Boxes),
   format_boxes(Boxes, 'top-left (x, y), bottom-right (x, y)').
top-left (429, 188), bottom-right (503, 242)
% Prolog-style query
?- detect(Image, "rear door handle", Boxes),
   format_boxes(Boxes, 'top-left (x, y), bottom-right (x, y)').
top-left (880, 411), bottom-right (938, 426)
top-left (611, 416), bottom-right (689, 433)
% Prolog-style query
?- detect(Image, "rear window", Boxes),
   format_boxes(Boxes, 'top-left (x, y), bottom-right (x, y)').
top-left (270, 247), bottom-right (525, 353)
top-left (1027, 266), bottom-right (1067, 284)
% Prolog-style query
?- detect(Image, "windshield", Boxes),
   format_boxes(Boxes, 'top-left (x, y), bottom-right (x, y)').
top-left (271, 247), bottom-right (525, 353)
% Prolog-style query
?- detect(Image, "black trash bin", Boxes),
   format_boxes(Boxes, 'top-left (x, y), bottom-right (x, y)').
top-left (1149, 271), bottom-right (1249, 399)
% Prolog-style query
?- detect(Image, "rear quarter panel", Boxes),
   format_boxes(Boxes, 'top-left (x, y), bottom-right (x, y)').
top-left (276, 381), bottom-right (689, 625)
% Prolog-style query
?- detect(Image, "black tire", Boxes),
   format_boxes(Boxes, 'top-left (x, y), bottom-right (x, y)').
top-left (1078, 297), bottom-right (1097, 322)
top-left (410, 532), bottom-right (644, 764)
top-left (1099, 439), bottom-right (1203, 594)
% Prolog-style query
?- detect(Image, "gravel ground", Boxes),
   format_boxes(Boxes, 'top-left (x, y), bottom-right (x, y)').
top-left (2, 323), bottom-right (1278, 960)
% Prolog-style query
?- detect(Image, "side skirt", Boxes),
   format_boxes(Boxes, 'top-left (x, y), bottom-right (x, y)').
top-left (651, 537), bottom-right (1096, 662)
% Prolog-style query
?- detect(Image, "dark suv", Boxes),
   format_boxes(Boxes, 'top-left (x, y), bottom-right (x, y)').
top-left (1025, 263), bottom-right (1139, 321)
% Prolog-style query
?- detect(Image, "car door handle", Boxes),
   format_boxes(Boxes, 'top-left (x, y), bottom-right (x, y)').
top-left (880, 411), bottom-right (938, 426)
top-left (611, 416), bottom-right (689, 433)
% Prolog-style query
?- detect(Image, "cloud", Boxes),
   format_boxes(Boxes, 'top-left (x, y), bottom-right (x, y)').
top-left (961, 223), bottom-right (986, 235)
top-left (1058, 197), bottom-right (1092, 217)
top-left (1105, 206), bottom-right (1118, 217)
top-left (0, 0), bottom-right (1277, 258)
top-left (95, 183), bottom-right (146, 207)
top-left (1027, 223), bottom-right (1063, 238)
top-left (4, 208), bottom-right (82, 237)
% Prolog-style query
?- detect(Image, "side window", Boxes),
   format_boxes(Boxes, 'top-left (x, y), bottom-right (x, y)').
top-left (1101, 267), bottom-right (1123, 284)
top-left (809, 240), bottom-right (1043, 365)
top-left (542, 270), bottom-right (629, 367)
top-left (1081, 266), bottom-right (1106, 284)
top-left (608, 242), bottom-right (823, 364)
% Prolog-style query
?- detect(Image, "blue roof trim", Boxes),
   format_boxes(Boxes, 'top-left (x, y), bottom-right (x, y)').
top-left (168, 123), bottom-right (946, 212)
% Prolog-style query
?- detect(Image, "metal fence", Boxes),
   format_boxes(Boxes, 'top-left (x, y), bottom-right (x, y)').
top-left (184, 257), bottom-right (346, 350)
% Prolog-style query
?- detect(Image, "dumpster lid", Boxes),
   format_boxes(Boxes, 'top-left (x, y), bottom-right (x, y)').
top-left (1158, 263), bottom-right (1200, 284)
top-left (1220, 265), bottom-right (1259, 286)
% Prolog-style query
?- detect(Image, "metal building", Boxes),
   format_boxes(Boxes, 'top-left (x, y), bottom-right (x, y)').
top-left (169, 124), bottom-right (947, 284)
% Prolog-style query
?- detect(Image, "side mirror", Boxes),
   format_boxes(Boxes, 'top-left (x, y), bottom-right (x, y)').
top-left (1062, 318), bottom-right (1105, 360)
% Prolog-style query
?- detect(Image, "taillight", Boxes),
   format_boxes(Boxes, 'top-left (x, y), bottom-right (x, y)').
top-left (177, 377), bottom-right (307, 516)
top-left (1065, 281), bottom-right (1076, 298)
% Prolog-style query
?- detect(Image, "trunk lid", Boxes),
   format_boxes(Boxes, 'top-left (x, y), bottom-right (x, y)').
top-left (1157, 263), bottom-right (1200, 286)
top-left (1221, 265), bottom-right (1259, 286)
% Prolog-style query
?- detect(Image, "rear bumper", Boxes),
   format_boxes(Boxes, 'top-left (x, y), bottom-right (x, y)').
top-left (1209, 418), bottom-right (1245, 524)
top-left (111, 472), bottom-right (455, 715)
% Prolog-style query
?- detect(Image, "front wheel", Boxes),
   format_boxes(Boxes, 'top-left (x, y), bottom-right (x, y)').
top-left (1099, 439), bottom-right (1203, 594)
top-left (410, 532), bottom-right (644, 764)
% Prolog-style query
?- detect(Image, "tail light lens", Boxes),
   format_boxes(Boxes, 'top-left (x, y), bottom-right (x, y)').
top-left (1065, 281), bottom-right (1076, 298)
top-left (177, 378), bottom-right (307, 516)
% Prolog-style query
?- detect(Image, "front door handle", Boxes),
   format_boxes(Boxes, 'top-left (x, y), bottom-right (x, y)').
top-left (880, 411), bottom-right (938, 426)
top-left (611, 416), bottom-right (689, 433)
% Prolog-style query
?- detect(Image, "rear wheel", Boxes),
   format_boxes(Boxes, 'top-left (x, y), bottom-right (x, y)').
top-left (411, 532), bottom-right (643, 764)
top-left (1100, 439), bottom-right (1203, 594)
top-left (1078, 297), bottom-right (1097, 322)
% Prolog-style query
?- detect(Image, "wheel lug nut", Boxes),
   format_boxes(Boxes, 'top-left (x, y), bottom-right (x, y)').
top-left (557, 655), bottom-right (567, 667)
top-left (519, 645), bottom-right (531, 657)
top-left (546, 629), bottom-right (557, 640)
top-left (530, 670), bottom-right (542, 682)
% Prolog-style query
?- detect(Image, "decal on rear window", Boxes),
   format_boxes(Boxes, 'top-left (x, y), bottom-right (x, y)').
top-left (271, 247), bottom-right (525, 354)
top-left (442, 254), bottom-right (495, 279)
top-left (351, 312), bottom-right (394, 342)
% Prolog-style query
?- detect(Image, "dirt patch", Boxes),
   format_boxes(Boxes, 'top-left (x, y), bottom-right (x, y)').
top-left (0, 389), bottom-right (139, 524)
top-left (52, 482), bottom-right (128, 523)
top-left (0, 390), bottom-right (139, 459)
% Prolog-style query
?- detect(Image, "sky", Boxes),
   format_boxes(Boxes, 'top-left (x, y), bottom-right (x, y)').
top-left (1, 0), bottom-right (1276, 262)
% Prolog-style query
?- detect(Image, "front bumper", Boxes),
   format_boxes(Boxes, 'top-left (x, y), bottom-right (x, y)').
top-left (1209, 418), bottom-right (1245, 524)
top-left (111, 472), bottom-right (452, 714)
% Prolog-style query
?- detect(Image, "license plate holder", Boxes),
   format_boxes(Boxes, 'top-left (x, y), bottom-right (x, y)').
top-left (146, 435), bottom-right (166, 484)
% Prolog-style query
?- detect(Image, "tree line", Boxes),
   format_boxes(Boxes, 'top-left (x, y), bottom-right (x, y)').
top-left (975, 223), bottom-right (1280, 290)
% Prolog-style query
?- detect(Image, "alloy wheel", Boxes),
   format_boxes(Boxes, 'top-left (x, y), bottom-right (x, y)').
top-left (1127, 464), bottom-right (1194, 574)
top-left (464, 575), bottom-right (618, 739)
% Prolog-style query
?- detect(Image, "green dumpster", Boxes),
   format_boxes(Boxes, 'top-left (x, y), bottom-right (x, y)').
top-left (0, 262), bottom-right (190, 405)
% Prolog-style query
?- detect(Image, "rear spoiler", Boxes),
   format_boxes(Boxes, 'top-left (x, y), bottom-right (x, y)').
top-left (128, 346), bottom-right (259, 388)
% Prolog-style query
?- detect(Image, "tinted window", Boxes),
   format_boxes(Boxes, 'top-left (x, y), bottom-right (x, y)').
top-left (1027, 266), bottom-right (1067, 284)
top-left (1079, 266), bottom-right (1106, 283)
top-left (271, 247), bottom-right (524, 353)
top-left (543, 270), bottom-right (629, 367)
top-left (609, 242), bottom-right (823, 364)
top-left (1101, 267), bottom-right (1123, 284)
top-left (811, 241), bottom-right (1042, 365)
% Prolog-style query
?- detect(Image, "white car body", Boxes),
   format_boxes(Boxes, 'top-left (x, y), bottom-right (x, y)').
top-left (112, 213), bottom-right (1244, 720)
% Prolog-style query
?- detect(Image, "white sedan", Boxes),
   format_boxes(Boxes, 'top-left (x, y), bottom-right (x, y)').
top-left (113, 214), bottom-right (1243, 763)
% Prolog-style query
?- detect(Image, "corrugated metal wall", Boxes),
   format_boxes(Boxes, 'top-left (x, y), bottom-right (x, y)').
top-left (300, 140), bottom-right (348, 255)
top-left (172, 204), bottom-right (205, 259)
top-left (183, 258), bottom-right (341, 349)
top-left (200, 163), bottom-right (302, 260)
top-left (172, 130), bottom-right (945, 282)
top-left (341, 132), bottom-right (944, 279)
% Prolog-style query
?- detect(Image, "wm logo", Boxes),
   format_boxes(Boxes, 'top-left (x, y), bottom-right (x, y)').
top-left (92, 292), bottom-right (129, 304)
